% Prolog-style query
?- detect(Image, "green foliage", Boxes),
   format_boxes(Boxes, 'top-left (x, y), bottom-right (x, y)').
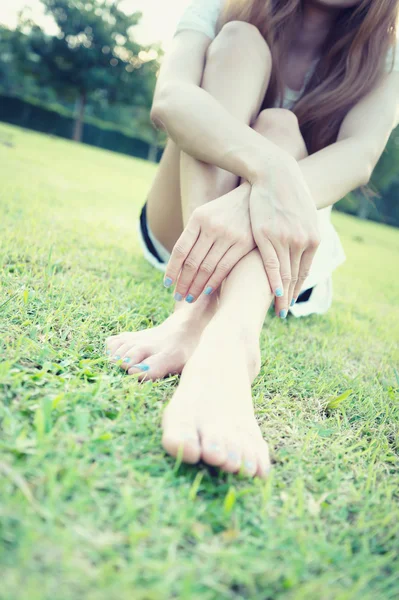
top-left (1, 123), bottom-right (399, 599)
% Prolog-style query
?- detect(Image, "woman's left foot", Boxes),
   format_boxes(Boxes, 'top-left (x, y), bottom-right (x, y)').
top-left (162, 315), bottom-right (271, 478)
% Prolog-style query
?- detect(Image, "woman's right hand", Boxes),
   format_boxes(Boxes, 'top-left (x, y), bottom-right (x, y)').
top-left (163, 184), bottom-right (255, 302)
top-left (249, 154), bottom-right (321, 317)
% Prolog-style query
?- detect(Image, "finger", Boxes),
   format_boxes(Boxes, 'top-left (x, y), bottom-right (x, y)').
top-left (163, 218), bottom-right (200, 288)
top-left (256, 237), bottom-right (284, 298)
top-left (185, 240), bottom-right (232, 302)
top-left (292, 243), bottom-right (318, 303)
top-left (288, 244), bottom-right (304, 310)
top-left (174, 234), bottom-right (214, 301)
top-left (273, 245), bottom-right (291, 319)
top-left (201, 244), bottom-right (247, 295)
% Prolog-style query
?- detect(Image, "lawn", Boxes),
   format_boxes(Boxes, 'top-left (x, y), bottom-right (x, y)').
top-left (0, 122), bottom-right (398, 600)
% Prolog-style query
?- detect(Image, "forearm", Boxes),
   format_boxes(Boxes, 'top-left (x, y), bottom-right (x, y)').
top-left (298, 138), bottom-right (371, 210)
top-left (152, 82), bottom-right (285, 185)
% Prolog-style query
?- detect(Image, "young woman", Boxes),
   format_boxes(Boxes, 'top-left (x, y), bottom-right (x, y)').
top-left (107, 0), bottom-right (399, 478)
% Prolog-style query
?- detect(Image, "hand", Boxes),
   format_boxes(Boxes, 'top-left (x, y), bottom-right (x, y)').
top-left (164, 184), bottom-right (255, 302)
top-left (250, 155), bottom-right (321, 317)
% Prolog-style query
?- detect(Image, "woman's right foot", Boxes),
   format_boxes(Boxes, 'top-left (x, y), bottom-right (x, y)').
top-left (106, 294), bottom-right (217, 381)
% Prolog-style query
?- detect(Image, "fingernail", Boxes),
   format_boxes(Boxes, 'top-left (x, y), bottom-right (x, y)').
top-left (279, 309), bottom-right (287, 319)
top-left (290, 298), bottom-right (297, 307)
top-left (123, 357), bottom-right (131, 363)
top-left (132, 363), bottom-right (150, 372)
top-left (113, 355), bottom-right (121, 360)
top-left (164, 277), bottom-right (173, 288)
top-left (204, 286), bottom-right (213, 296)
top-left (174, 292), bottom-right (183, 302)
top-left (186, 294), bottom-right (195, 303)
top-left (275, 287), bottom-right (284, 297)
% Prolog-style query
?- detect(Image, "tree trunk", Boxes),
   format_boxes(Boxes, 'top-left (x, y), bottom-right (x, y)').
top-left (147, 142), bottom-right (158, 163)
top-left (357, 192), bottom-right (371, 220)
top-left (72, 91), bottom-right (86, 142)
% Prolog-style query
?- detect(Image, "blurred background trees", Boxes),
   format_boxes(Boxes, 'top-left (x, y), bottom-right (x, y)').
top-left (0, 0), bottom-right (398, 224)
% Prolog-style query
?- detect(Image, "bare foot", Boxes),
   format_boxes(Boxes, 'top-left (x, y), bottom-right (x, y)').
top-left (106, 295), bottom-right (217, 381)
top-left (162, 315), bottom-right (271, 479)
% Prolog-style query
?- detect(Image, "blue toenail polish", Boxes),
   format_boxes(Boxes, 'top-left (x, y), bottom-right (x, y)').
top-left (228, 451), bottom-right (239, 462)
top-left (275, 287), bottom-right (284, 297)
top-left (290, 298), bottom-right (297, 307)
top-left (209, 443), bottom-right (221, 453)
top-left (114, 355), bottom-right (121, 360)
top-left (245, 461), bottom-right (254, 471)
top-left (132, 363), bottom-right (150, 372)
top-left (164, 277), bottom-right (173, 288)
top-left (186, 294), bottom-right (195, 303)
top-left (279, 309), bottom-right (287, 319)
top-left (106, 350), bottom-right (111, 355)
top-left (123, 357), bottom-right (131, 363)
top-left (204, 286), bottom-right (213, 296)
top-left (174, 292), bottom-right (183, 302)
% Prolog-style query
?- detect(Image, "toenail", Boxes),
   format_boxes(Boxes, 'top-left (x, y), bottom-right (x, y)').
top-left (186, 294), bottom-right (195, 303)
top-left (113, 355), bottom-right (121, 360)
top-left (275, 287), bottom-right (284, 297)
top-left (123, 357), bottom-right (131, 363)
top-left (174, 292), bottom-right (183, 302)
top-left (208, 443), bottom-right (221, 453)
top-left (245, 461), bottom-right (254, 471)
top-left (164, 277), bottom-right (173, 288)
top-left (279, 309), bottom-right (287, 319)
top-left (290, 298), bottom-right (297, 307)
top-left (228, 451), bottom-right (239, 462)
top-left (204, 286), bottom-right (213, 296)
top-left (132, 363), bottom-right (150, 372)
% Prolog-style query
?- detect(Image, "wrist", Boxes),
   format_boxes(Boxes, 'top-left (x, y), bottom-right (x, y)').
top-left (246, 148), bottom-right (296, 186)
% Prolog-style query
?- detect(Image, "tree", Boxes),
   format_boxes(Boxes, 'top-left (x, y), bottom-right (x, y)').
top-left (14, 0), bottom-right (159, 141)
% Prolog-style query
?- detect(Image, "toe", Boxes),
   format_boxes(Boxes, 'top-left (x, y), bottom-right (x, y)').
top-left (162, 421), bottom-right (201, 465)
top-left (127, 352), bottom-right (178, 381)
top-left (200, 431), bottom-right (228, 467)
top-left (256, 439), bottom-right (272, 479)
top-left (240, 441), bottom-right (258, 478)
top-left (220, 443), bottom-right (242, 474)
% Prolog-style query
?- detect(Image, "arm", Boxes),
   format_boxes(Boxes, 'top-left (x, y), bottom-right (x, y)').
top-left (151, 31), bottom-right (290, 185)
top-left (298, 71), bottom-right (399, 210)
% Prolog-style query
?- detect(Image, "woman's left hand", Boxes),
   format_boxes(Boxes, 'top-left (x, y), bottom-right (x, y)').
top-left (163, 185), bottom-right (255, 302)
top-left (249, 155), bottom-right (321, 317)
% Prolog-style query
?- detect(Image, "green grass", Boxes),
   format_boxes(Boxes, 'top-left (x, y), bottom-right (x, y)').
top-left (0, 122), bottom-right (398, 600)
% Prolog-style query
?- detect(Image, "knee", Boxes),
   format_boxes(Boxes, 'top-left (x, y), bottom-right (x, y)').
top-left (253, 109), bottom-right (308, 160)
top-left (254, 108), bottom-right (299, 134)
top-left (206, 21), bottom-right (271, 66)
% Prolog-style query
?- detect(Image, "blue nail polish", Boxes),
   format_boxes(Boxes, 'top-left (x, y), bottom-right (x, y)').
top-left (186, 294), bottom-right (195, 303)
top-left (228, 451), bottom-right (239, 462)
top-left (132, 363), bottom-right (150, 372)
top-left (245, 461), bottom-right (254, 470)
top-left (174, 292), bottom-right (183, 302)
top-left (275, 287), bottom-right (284, 297)
top-left (106, 350), bottom-right (111, 355)
top-left (164, 277), bottom-right (173, 288)
top-left (123, 357), bottom-right (131, 363)
top-left (204, 286), bottom-right (213, 296)
top-left (209, 443), bottom-right (221, 453)
top-left (114, 355), bottom-right (121, 360)
top-left (279, 309), bottom-right (287, 319)
top-left (290, 298), bottom-right (297, 307)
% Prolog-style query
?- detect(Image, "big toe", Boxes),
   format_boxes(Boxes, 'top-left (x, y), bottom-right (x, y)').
top-left (162, 419), bottom-right (201, 465)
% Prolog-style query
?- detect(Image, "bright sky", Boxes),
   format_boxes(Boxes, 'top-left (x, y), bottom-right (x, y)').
top-left (0, 0), bottom-right (191, 48)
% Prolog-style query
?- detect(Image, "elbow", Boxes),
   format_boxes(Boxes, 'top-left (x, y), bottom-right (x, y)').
top-left (150, 83), bottom-right (180, 132)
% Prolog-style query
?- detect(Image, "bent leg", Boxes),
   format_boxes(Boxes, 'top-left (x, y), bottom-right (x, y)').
top-left (107, 24), bottom-right (272, 380)
top-left (162, 109), bottom-right (308, 477)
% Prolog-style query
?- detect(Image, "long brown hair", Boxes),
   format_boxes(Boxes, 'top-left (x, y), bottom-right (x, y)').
top-left (218, 0), bottom-right (398, 154)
